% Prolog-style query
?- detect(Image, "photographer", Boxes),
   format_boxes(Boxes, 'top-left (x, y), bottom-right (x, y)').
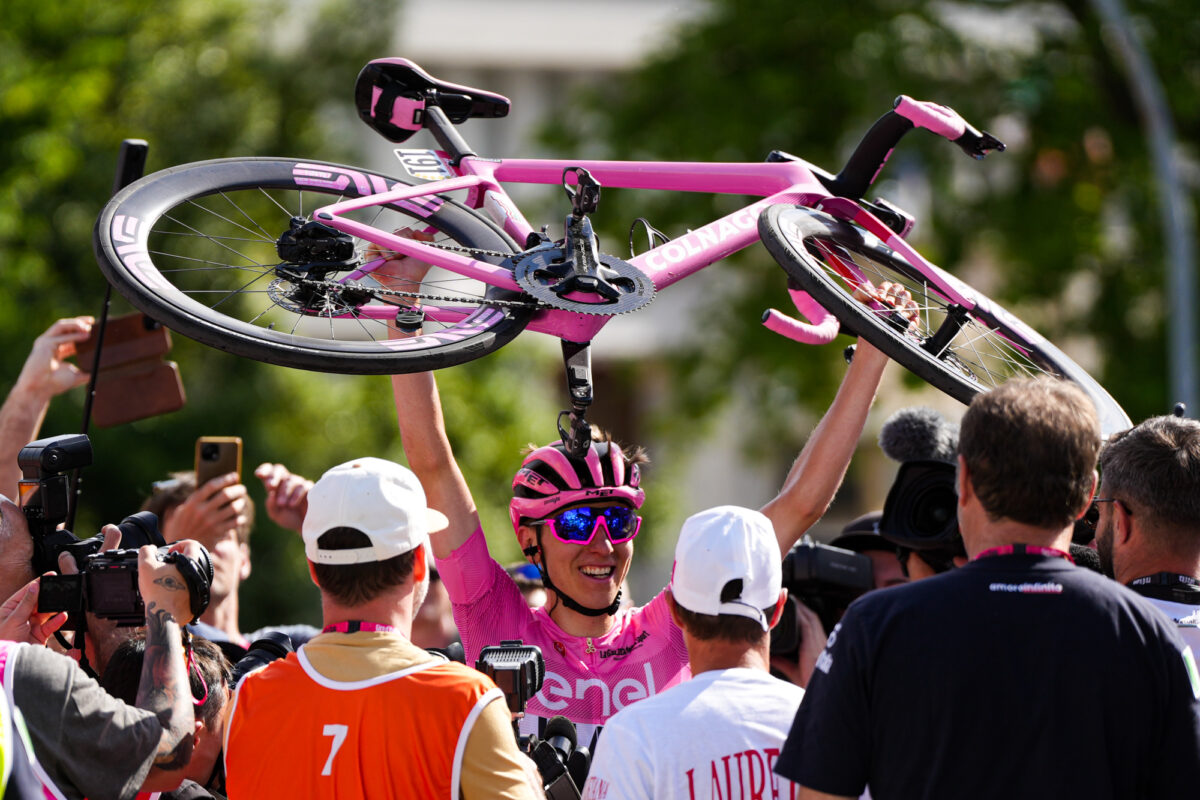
top-left (102, 634), bottom-right (233, 800)
top-left (0, 518), bottom-right (204, 800)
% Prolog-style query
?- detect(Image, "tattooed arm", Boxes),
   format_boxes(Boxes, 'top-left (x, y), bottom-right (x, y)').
top-left (134, 537), bottom-right (202, 790)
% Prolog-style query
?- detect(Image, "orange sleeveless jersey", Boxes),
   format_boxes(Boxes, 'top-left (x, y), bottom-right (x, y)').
top-left (224, 649), bottom-right (502, 799)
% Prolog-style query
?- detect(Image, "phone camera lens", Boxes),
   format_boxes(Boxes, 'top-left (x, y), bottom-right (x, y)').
top-left (201, 444), bottom-right (219, 460)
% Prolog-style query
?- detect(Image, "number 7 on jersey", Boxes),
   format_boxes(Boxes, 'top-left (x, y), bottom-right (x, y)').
top-left (322, 724), bottom-right (349, 776)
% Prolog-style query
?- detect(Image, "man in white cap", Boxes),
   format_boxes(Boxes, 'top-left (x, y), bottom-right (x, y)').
top-left (223, 457), bottom-right (540, 799)
top-left (582, 505), bottom-right (803, 800)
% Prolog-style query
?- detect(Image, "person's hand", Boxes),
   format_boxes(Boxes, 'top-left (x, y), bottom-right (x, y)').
top-left (162, 474), bottom-right (248, 546)
top-left (0, 577), bottom-right (67, 645)
top-left (770, 599), bottom-right (828, 688)
top-left (139, 539), bottom-right (205, 625)
top-left (0, 497), bottom-right (36, 601)
top-left (853, 280), bottom-right (918, 328)
top-left (367, 228), bottom-right (436, 310)
top-left (15, 316), bottom-right (94, 400)
top-left (254, 462), bottom-right (312, 533)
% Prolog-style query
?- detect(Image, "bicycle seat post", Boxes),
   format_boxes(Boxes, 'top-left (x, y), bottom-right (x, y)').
top-left (558, 340), bottom-right (594, 458)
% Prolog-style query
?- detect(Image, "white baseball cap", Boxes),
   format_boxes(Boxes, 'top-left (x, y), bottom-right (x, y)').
top-left (302, 457), bottom-right (449, 565)
top-left (670, 506), bottom-right (782, 631)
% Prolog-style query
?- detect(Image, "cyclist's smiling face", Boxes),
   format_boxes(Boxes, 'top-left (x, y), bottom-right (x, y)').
top-left (520, 500), bottom-right (635, 628)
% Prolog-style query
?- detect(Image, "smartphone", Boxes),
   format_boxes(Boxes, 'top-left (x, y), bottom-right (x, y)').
top-left (195, 436), bottom-right (243, 486)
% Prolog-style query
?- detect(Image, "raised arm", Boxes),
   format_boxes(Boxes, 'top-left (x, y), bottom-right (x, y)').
top-left (135, 538), bottom-right (205, 790)
top-left (391, 369), bottom-right (481, 559)
top-left (0, 317), bottom-right (93, 497)
top-left (761, 281), bottom-right (915, 556)
top-left (374, 234), bottom-right (481, 559)
top-left (760, 339), bottom-right (887, 556)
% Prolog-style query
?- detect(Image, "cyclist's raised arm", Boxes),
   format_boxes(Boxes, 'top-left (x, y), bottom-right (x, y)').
top-left (760, 339), bottom-right (887, 556)
top-left (391, 369), bottom-right (481, 558)
top-left (760, 282), bottom-right (916, 556)
top-left (375, 232), bottom-right (482, 558)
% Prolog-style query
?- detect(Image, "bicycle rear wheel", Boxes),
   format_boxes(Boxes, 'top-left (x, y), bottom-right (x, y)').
top-left (94, 158), bottom-right (532, 374)
top-left (759, 205), bottom-right (1130, 435)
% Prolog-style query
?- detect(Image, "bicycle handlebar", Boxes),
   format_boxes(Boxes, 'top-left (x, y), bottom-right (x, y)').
top-left (825, 96), bottom-right (1005, 201)
top-left (761, 288), bottom-right (841, 346)
top-left (893, 95), bottom-right (965, 140)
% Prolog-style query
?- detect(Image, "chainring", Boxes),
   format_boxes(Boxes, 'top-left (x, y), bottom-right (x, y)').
top-left (511, 248), bottom-right (655, 315)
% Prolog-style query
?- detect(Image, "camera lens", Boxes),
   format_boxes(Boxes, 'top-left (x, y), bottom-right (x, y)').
top-left (908, 483), bottom-right (957, 538)
top-left (201, 443), bottom-right (219, 460)
top-left (881, 461), bottom-right (960, 547)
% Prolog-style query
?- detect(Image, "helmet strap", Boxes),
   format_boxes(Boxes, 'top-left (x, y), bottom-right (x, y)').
top-left (528, 530), bottom-right (621, 617)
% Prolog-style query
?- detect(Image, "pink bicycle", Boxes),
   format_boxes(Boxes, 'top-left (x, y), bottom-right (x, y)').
top-left (94, 58), bottom-right (1130, 442)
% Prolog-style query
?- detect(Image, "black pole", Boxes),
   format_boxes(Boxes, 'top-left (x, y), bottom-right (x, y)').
top-left (66, 140), bottom-right (149, 532)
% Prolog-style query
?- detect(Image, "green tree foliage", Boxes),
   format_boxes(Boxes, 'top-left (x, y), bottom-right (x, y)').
top-left (545, 0), bottom-right (1199, 453)
top-left (0, 0), bottom-right (557, 629)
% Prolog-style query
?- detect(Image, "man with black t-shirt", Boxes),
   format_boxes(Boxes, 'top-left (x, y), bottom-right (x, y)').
top-left (776, 378), bottom-right (1200, 800)
top-left (1095, 414), bottom-right (1200, 649)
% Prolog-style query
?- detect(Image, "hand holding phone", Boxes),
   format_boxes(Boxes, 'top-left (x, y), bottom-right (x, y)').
top-left (195, 437), bottom-right (243, 486)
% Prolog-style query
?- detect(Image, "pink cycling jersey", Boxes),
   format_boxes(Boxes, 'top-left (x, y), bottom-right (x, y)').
top-left (436, 527), bottom-right (690, 745)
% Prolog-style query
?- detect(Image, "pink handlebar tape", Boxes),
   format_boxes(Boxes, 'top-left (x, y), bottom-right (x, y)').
top-left (761, 289), bottom-right (840, 345)
top-left (893, 96), bottom-right (967, 141)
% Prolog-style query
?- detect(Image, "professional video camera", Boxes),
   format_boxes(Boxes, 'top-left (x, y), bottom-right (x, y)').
top-left (881, 460), bottom-right (960, 548)
top-left (18, 434), bottom-right (212, 629)
top-left (475, 640), bottom-right (589, 799)
top-left (770, 539), bottom-right (873, 658)
top-left (874, 407), bottom-right (967, 573)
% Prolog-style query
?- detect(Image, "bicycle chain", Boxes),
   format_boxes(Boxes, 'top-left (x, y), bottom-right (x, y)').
top-left (271, 237), bottom-right (544, 314)
top-left (273, 275), bottom-right (544, 311)
top-left (275, 239), bottom-right (655, 316)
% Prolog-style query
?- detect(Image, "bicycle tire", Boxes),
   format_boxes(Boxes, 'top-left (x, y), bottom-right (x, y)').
top-left (94, 157), bottom-right (532, 374)
top-left (759, 205), bottom-right (1131, 435)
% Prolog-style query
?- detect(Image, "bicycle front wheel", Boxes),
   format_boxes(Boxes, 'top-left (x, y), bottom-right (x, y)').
top-left (759, 205), bottom-right (1130, 435)
top-left (94, 158), bottom-right (532, 374)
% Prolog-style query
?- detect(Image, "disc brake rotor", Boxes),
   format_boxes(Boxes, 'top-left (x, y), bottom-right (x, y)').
top-left (267, 276), bottom-right (367, 317)
top-left (511, 248), bottom-right (655, 315)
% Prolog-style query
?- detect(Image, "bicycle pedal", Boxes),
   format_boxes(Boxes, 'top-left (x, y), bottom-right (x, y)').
top-left (394, 308), bottom-right (425, 333)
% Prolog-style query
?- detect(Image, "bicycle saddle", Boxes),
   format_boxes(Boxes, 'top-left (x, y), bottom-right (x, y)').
top-left (355, 58), bottom-right (510, 143)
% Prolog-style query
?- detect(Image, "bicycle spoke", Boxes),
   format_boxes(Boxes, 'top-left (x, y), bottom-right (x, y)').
top-left (179, 199), bottom-right (277, 243)
top-left (218, 191), bottom-right (277, 240)
top-left (210, 270), bottom-right (274, 312)
top-left (257, 187), bottom-right (296, 222)
top-left (163, 211), bottom-right (265, 266)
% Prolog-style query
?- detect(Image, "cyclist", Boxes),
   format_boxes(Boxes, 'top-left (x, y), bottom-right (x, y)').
top-left (385, 249), bottom-right (912, 743)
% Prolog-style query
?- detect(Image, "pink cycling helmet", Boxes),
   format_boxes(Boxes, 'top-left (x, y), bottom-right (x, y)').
top-left (509, 439), bottom-right (644, 533)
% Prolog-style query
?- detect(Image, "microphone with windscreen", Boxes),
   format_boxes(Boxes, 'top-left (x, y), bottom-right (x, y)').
top-left (530, 716), bottom-right (587, 799)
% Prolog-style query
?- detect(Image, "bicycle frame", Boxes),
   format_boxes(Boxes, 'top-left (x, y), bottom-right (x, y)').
top-left (309, 154), bottom-right (918, 347)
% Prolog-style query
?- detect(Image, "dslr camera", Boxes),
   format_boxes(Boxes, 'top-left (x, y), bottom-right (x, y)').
top-left (770, 539), bottom-right (874, 658)
top-left (19, 434), bottom-right (213, 628)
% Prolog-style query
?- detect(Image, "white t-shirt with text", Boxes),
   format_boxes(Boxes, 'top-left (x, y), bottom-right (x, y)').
top-left (583, 667), bottom-right (803, 800)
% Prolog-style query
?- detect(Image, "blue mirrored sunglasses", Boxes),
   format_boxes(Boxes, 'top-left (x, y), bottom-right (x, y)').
top-left (533, 505), bottom-right (642, 545)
